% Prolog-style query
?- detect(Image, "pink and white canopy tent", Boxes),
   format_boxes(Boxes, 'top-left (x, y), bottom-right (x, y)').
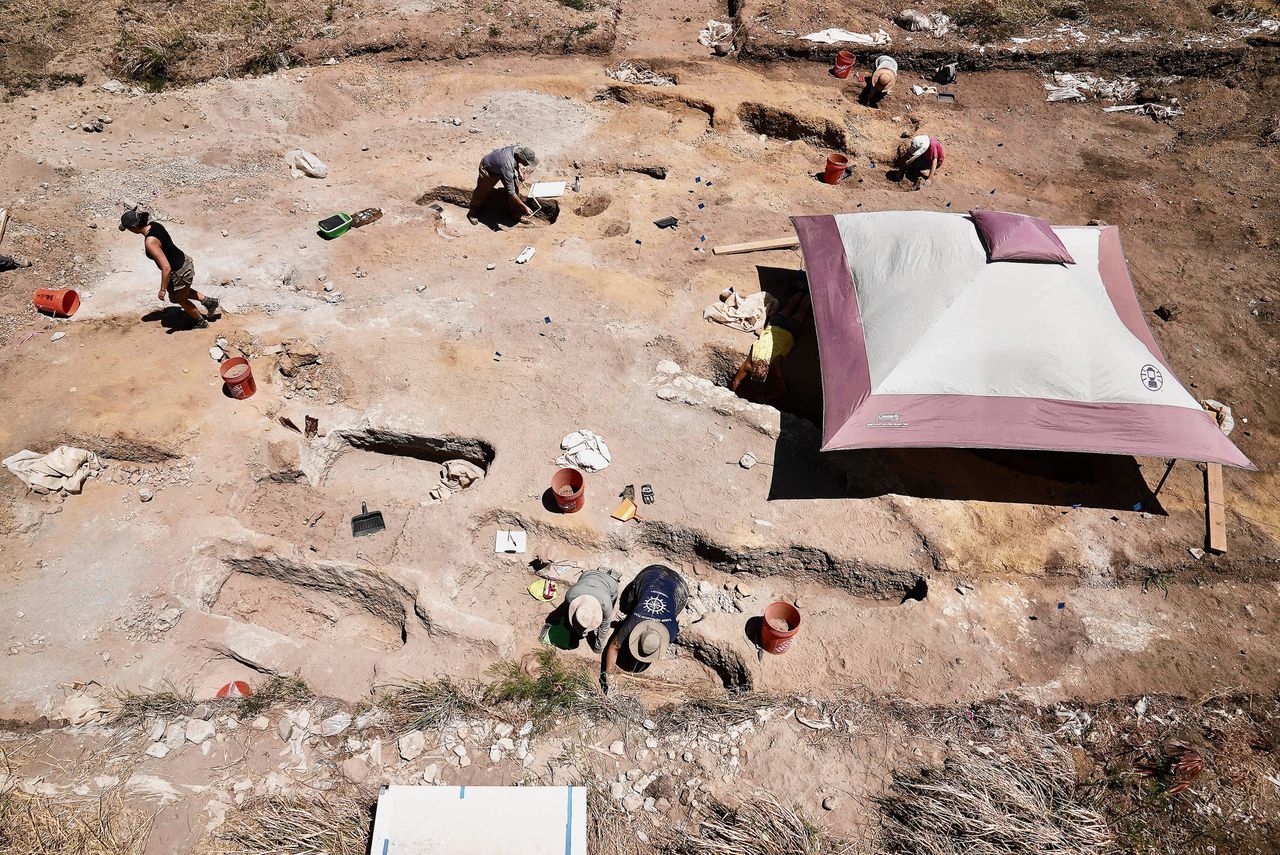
top-left (791, 211), bottom-right (1253, 468)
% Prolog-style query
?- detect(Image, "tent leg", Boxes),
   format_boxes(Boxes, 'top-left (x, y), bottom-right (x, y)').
top-left (1151, 458), bottom-right (1177, 497)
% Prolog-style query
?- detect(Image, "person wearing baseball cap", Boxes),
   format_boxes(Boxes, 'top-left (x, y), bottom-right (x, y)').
top-left (601, 564), bottom-right (689, 685)
top-left (467, 144), bottom-right (539, 225)
top-left (119, 208), bottom-right (219, 329)
top-left (564, 567), bottom-right (620, 654)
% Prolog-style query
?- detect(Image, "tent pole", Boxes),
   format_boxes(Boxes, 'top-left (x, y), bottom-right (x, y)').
top-left (1151, 458), bottom-right (1177, 497)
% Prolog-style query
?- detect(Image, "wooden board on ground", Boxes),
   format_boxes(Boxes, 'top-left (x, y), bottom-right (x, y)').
top-left (0, 207), bottom-right (9, 245)
top-left (712, 235), bottom-right (799, 255)
top-left (1205, 462), bottom-right (1227, 553)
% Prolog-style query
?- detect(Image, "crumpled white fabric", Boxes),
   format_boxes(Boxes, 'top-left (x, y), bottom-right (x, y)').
top-left (4, 446), bottom-right (101, 495)
top-left (1202, 400), bottom-right (1235, 436)
top-left (556, 430), bottom-right (611, 473)
top-left (429, 459), bottom-right (486, 501)
top-left (698, 20), bottom-right (733, 47)
top-left (801, 28), bottom-right (891, 46)
top-left (284, 149), bottom-right (328, 179)
top-left (703, 287), bottom-right (779, 334)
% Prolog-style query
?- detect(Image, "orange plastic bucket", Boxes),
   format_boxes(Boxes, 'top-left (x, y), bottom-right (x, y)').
top-left (831, 50), bottom-right (855, 79)
top-left (759, 601), bottom-right (801, 654)
top-left (220, 357), bottom-right (256, 400)
top-left (33, 288), bottom-right (80, 317)
top-left (823, 153), bottom-right (850, 185)
top-left (551, 467), bottom-right (585, 513)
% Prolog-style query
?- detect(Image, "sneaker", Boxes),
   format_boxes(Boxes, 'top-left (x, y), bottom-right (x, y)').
top-left (192, 317), bottom-right (209, 329)
top-left (467, 212), bottom-right (480, 225)
top-left (201, 295), bottom-right (220, 312)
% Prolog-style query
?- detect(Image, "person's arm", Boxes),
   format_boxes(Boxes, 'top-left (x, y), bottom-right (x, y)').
top-left (600, 633), bottom-right (620, 691)
top-left (505, 166), bottom-right (534, 217)
top-left (756, 360), bottom-right (789, 403)
top-left (146, 238), bottom-right (171, 299)
top-left (730, 356), bottom-right (751, 392)
top-left (924, 156), bottom-right (939, 183)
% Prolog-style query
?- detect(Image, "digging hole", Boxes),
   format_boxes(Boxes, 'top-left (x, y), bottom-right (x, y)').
top-left (738, 102), bottom-right (849, 150)
top-left (416, 185), bottom-right (559, 224)
top-left (59, 433), bottom-right (182, 463)
top-left (574, 192), bottom-right (612, 217)
top-left (214, 571), bottom-right (404, 652)
top-left (596, 85), bottom-right (715, 125)
top-left (334, 429), bottom-right (495, 470)
top-left (900, 578), bottom-right (928, 603)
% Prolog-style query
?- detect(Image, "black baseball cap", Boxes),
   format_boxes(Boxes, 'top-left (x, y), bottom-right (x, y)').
top-left (119, 209), bottom-right (146, 231)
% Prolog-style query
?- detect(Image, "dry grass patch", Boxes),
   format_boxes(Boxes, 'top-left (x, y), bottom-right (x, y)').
top-left (0, 786), bottom-right (153, 855)
top-left (666, 791), bottom-right (859, 855)
top-left (208, 790), bottom-right (370, 855)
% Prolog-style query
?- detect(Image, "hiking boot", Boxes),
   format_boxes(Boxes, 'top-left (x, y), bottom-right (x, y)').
top-left (201, 295), bottom-right (220, 312)
top-left (192, 317), bottom-right (209, 329)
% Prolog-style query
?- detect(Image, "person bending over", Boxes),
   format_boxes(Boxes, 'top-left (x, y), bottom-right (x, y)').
top-left (468, 144), bottom-right (538, 225)
top-left (120, 209), bottom-right (218, 329)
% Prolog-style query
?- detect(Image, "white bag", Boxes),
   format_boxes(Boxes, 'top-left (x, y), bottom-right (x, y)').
top-left (284, 149), bottom-right (328, 179)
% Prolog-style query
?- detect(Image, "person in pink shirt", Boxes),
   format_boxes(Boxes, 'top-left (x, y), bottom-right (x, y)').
top-left (900, 134), bottom-right (945, 188)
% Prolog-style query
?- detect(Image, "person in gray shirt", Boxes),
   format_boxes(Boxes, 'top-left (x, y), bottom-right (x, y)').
top-left (564, 568), bottom-right (619, 654)
top-left (468, 144), bottom-right (538, 225)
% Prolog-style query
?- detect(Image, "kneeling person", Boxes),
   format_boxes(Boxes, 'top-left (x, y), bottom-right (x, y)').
top-left (602, 564), bottom-right (689, 679)
top-left (566, 567), bottom-right (620, 654)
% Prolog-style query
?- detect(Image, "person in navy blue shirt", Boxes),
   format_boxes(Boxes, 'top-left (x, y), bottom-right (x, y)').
top-left (601, 565), bottom-right (689, 685)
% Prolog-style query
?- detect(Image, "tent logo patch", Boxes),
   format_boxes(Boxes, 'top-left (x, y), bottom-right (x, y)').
top-left (1140, 364), bottom-right (1164, 391)
top-left (868, 413), bottom-right (908, 429)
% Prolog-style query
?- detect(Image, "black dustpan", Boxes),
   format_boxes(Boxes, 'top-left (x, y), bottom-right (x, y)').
top-left (351, 502), bottom-right (385, 537)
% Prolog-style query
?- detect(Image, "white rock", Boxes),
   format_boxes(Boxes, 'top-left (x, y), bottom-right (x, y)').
top-left (452, 744), bottom-right (468, 758)
top-left (398, 731), bottom-right (426, 761)
top-left (459, 755), bottom-right (472, 768)
top-left (144, 742), bottom-right (170, 759)
top-left (138, 489), bottom-right (153, 502)
top-left (496, 737), bottom-right (515, 751)
top-left (250, 716), bottom-right (271, 731)
top-left (494, 723), bottom-right (514, 738)
top-left (422, 763), bottom-right (442, 784)
top-left (610, 740), bottom-right (626, 756)
top-left (341, 756), bottom-right (369, 784)
top-left (317, 713), bottom-right (351, 737)
top-left (163, 723), bottom-right (186, 749)
top-left (644, 797), bottom-right (656, 812)
top-left (645, 737), bottom-right (658, 749)
top-left (209, 346), bottom-right (224, 361)
top-left (489, 746), bottom-right (503, 763)
top-left (610, 780), bottom-right (627, 800)
top-left (518, 721), bottom-right (533, 737)
top-left (50, 332), bottom-right (66, 342)
top-left (623, 793), bottom-right (644, 812)
top-left (277, 718), bottom-right (293, 742)
top-left (147, 719), bottom-right (166, 742)
top-left (186, 719), bottom-right (215, 744)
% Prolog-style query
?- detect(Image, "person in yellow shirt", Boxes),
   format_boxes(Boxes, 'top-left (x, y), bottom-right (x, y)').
top-left (731, 291), bottom-right (811, 404)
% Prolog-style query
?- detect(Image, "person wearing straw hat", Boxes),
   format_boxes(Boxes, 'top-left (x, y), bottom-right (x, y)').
top-left (119, 208), bottom-right (219, 329)
top-left (601, 564), bottom-right (689, 683)
top-left (860, 55), bottom-right (898, 107)
top-left (564, 567), bottom-right (620, 654)
top-left (468, 144), bottom-right (539, 225)
top-left (898, 133), bottom-right (945, 187)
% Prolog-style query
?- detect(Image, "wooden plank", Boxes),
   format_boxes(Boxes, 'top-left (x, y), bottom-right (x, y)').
top-left (1205, 462), bottom-right (1227, 554)
top-left (0, 207), bottom-right (9, 246)
top-left (711, 236), bottom-right (799, 256)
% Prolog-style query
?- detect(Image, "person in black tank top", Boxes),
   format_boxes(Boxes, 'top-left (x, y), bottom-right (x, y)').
top-left (120, 209), bottom-right (220, 329)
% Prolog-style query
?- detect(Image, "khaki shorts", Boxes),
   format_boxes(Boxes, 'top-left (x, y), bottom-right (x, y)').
top-left (167, 257), bottom-right (195, 297)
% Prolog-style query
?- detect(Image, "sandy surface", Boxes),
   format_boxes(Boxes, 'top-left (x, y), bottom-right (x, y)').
top-left (0, 8), bottom-right (1279, 850)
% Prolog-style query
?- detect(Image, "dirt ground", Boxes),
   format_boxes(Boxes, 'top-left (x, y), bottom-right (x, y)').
top-left (1, 0), bottom-right (1279, 851)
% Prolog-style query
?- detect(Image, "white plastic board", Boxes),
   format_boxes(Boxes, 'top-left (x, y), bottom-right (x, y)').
top-left (370, 785), bottom-right (587, 854)
top-left (528, 181), bottom-right (566, 199)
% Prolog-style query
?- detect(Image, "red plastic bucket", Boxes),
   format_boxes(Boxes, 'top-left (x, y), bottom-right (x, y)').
top-left (33, 288), bottom-right (80, 317)
top-left (759, 601), bottom-right (801, 654)
top-left (823, 153), bottom-right (850, 185)
top-left (551, 467), bottom-right (585, 513)
top-left (831, 50), bottom-right (855, 78)
top-left (220, 357), bottom-right (256, 400)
